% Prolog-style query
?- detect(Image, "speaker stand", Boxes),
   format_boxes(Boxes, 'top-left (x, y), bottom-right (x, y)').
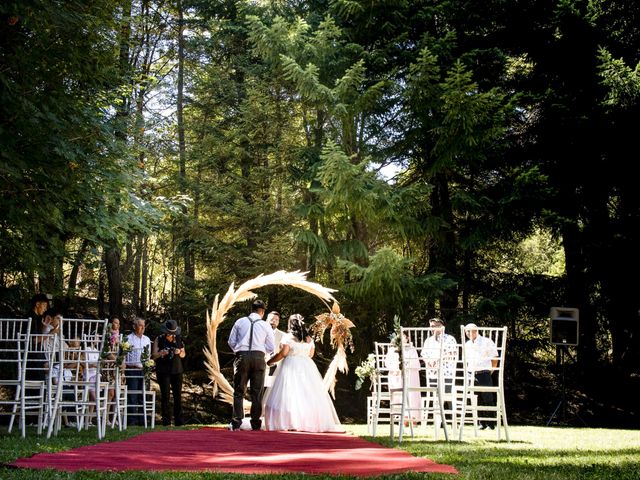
top-left (546, 346), bottom-right (587, 426)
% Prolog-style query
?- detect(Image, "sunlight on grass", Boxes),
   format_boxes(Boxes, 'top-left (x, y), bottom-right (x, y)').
top-left (348, 424), bottom-right (640, 478)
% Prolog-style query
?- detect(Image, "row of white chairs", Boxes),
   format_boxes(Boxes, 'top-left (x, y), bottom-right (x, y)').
top-left (367, 325), bottom-right (509, 442)
top-left (0, 317), bottom-right (156, 438)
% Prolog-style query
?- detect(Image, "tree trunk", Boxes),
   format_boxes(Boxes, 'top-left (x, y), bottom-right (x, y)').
top-left (429, 172), bottom-right (459, 321)
top-left (132, 235), bottom-right (141, 313)
top-left (176, 0), bottom-right (194, 284)
top-left (66, 239), bottom-right (90, 307)
top-left (140, 236), bottom-right (148, 316)
top-left (97, 256), bottom-right (106, 319)
top-left (561, 220), bottom-right (595, 366)
top-left (104, 243), bottom-right (123, 320)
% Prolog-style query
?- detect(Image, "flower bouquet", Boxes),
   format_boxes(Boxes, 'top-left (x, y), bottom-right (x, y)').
top-left (101, 324), bottom-right (120, 360)
top-left (389, 315), bottom-right (403, 369)
top-left (141, 345), bottom-right (155, 381)
top-left (116, 340), bottom-right (132, 367)
top-left (355, 353), bottom-right (377, 390)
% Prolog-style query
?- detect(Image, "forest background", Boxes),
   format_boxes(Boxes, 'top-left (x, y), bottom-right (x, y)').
top-left (1, 0), bottom-right (639, 427)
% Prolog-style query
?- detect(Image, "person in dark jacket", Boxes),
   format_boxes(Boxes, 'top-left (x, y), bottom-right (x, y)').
top-left (27, 293), bottom-right (50, 335)
top-left (152, 319), bottom-right (186, 426)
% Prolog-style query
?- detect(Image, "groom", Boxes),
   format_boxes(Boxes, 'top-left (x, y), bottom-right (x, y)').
top-left (228, 299), bottom-right (275, 430)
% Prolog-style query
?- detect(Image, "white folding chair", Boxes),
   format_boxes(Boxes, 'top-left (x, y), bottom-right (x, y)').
top-left (123, 345), bottom-right (155, 428)
top-left (0, 318), bottom-right (31, 437)
top-left (47, 319), bottom-right (109, 439)
top-left (444, 344), bottom-right (478, 437)
top-left (369, 342), bottom-right (394, 436)
top-left (101, 357), bottom-right (127, 430)
top-left (458, 325), bottom-right (509, 441)
top-left (99, 331), bottom-right (127, 430)
top-left (23, 331), bottom-right (59, 435)
top-left (391, 327), bottom-right (449, 442)
top-left (144, 382), bottom-right (156, 429)
top-left (420, 330), bottom-right (459, 439)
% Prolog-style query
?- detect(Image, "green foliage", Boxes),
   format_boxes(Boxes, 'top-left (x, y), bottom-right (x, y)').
top-left (338, 247), bottom-right (453, 312)
top-left (0, 0), bottom-right (146, 295)
top-left (280, 55), bottom-right (335, 104)
top-left (1, 0), bottom-right (639, 381)
top-left (501, 227), bottom-right (566, 277)
top-left (598, 47), bottom-right (640, 108)
top-left (316, 141), bottom-right (383, 222)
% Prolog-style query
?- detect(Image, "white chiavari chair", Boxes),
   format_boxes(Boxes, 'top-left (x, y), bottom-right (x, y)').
top-left (420, 329), bottom-right (459, 439)
top-left (47, 318), bottom-right (109, 439)
top-left (0, 318), bottom-right (31, 437)
top-left (368, 342), bottom-right (394, 436)
top-left (23, 331), bottom-right (59, 435)
top-left (458, 325), bottom-right (509, 441)
top-left (61, 318), bottom-right (109, 345)
top-left (390, 327), bottom-right (449, 442)
top-left (123, 345), bottom-right (155, 428)
top-left (101, 357), bottom-right (127, 430)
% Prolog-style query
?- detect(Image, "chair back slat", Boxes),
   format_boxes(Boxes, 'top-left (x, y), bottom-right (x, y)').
top-left (0, 318), bottom-right (31, 380)
top-left (61, 318), bottom-right (108, 344)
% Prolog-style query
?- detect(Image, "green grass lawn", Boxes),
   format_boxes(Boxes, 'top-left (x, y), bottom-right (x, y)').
top-left (1, 424), bottom-right (639, 479)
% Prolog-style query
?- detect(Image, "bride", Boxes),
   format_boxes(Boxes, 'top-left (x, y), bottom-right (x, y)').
top-left (263, 314), bottom-right (342, 432)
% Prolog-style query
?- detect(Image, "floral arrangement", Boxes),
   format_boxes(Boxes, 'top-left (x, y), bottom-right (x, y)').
top-left (389, 315), bottom-right (403, 370)
top-left (310, 302), bottom-right (355, 353)
top-left (101, 324), bottom-right (120, 360)
top-left (310, 302), bottom-right (355, 398)
top-left (116, 339), bottom-right (132, 367)
top-left (141, 345), bottom-right (154, 381)
top-left (109, 329), bottom-right (120, 348)
top-left (355, 353), bottom-right (377, 390)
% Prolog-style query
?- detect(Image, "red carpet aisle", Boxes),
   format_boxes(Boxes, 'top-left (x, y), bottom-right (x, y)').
top-left (12, 427), bottom-right (458, 476)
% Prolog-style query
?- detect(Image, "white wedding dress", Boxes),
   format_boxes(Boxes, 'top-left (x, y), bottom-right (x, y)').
top-left (263, 334), bottom-right (342, 432)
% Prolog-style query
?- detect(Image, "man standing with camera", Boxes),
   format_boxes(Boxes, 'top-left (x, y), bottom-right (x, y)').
top-left (152, 319), bottom-right (186, 426)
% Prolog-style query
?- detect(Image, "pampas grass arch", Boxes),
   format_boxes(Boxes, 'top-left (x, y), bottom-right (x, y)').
top-left (204, 270), bottom-right (351, 406)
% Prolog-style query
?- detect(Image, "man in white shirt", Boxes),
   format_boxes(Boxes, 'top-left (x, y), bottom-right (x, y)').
top-left (464, 323), bottom-right (498, 429)
top-left (421, 317), bottom-right (458, 389)
top-left (266, 311), bottom-right (284, 376)
top-left (125, 317), bottom-right (152, 426)
top-left (228, 299), bottom-right (275, 431)
top-left (267, 311), bottom-right (285, 346)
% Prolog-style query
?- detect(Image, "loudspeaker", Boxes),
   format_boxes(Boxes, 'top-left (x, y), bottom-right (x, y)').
top-left (550, 307), bottom-right (579, 346)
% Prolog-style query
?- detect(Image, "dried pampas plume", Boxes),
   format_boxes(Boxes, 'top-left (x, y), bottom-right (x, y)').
top-left (310, 302), bottom-right (355, 398)
top-left (204, 270), bottom-right (339, 405)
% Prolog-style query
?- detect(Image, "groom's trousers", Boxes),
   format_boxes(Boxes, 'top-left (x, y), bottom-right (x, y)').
top-left (232, 351), bottom-right (266, 430)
